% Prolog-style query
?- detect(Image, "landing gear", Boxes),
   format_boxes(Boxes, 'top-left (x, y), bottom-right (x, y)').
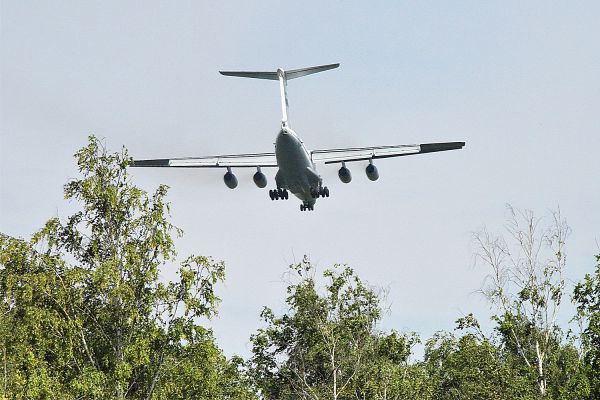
top-left (300, 203), bottom-right (314, 212)
top-left (310, 186), bottom-right (330, 199)
top-left (269, 188), bottom-right (289, 200)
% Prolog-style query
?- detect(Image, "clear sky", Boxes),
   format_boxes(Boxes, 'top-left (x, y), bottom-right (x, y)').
top-left (1, 1), bottom-right (599, 359)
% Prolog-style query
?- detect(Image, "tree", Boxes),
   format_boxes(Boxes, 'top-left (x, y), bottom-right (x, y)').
top-left (249, 258), bottom-right (386, 400)
top-left (473, 206), bottom-right (570, 396)
top-left (472, 206), bottom-right (591, 399)
top-left (356, 331), bottom-right (430, 400)
top-left (573, 254), bottom-right (600, 398)
top-left (425, 331), bottom-right (534, 399)
top-left (424, 312), bottom-right (589, 400)
top-left (0, 136), bottom-right (255, 399)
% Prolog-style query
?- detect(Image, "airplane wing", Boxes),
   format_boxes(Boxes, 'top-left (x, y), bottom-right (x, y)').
top-left (311, 142), bottom-right (465, 164)
top-left (131, 152), bottom-right (278, 168)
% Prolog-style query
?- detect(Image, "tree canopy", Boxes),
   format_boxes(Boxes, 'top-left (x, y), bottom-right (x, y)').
top-left (0, 137), bottom-right (255, 399)
top-left (1, 137), bottom-right (598, 399)
top-left (574, 254), bottom-right (600, 399)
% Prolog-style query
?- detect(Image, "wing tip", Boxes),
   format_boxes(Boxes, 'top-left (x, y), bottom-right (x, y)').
top-left (419, 142), bottom-right (465, 153)
top-left (130, 159), bottom-right (170, 167)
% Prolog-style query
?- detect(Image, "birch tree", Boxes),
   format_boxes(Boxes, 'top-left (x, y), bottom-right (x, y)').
top-left (0, 136), bottom-right (255, 399)
top-left (249, 258), bottom-right (381, 400)
top-left (474, 206), bottom-right (569, 396)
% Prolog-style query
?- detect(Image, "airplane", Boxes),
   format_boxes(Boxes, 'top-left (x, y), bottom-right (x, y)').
top-left (131, 63), bottom-right (465, 212)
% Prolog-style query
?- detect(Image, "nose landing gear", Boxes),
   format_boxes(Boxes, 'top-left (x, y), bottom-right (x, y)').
top-left (300, 203), bottom-right (314, 212)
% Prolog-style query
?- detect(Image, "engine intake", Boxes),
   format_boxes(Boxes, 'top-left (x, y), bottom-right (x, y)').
top-left (253, 167), bottom-right (268, 188)
top-left (338, 162), bottom-right (352, 183)
top-left (223, 167), bottom-right (238, 189)
top-left (366, 161), bottom-right (379, 181)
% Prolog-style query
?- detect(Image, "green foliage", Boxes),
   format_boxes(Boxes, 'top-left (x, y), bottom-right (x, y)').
top-left (357, 331), bottom-right (430, 399)
top-left (544, 341), bottom-right (591, 400)
top-left (250, 259), bottom-right (433, 399)
top-left (474, 207), bottom-right (573, 396)
top-left (0, 139), bottom-right (595, 400)
top-left (249, 258), bottom-right (408, 399)
top-left (0, 136), bottom-right (255, 399)
top-left (424, 314), bottom-right (590, 400)
top-left (573, 254), bottom-right (600, 398)
top-left (425, 330), bottom-right (535, 400)
top-left (247, 255), bottom-right (592, 400)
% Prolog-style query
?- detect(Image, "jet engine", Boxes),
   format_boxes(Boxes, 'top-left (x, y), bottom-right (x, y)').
top-left (338, 162), bottom-right (352, 183)
top-left (365, 161), bottom-right (379, 181)
top-left (253, 167), bottom-right (268, 188)
top-left (223, 167), bottom-right (238, 189)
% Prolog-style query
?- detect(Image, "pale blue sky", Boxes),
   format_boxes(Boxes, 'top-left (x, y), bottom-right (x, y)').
top-left (1, 1), bottom-right (599, 358)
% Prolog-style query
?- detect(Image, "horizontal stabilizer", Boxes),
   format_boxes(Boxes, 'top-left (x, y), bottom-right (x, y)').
top-left (219, 71), bottom-right (278, 80)
top-left (219, 63), bottom-right (339, 80)
top-left (285, 63), bottom-right (339, 79)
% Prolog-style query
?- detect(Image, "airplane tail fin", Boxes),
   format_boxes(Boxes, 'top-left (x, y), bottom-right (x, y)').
top-left (219, 63), bottom-right (339, 128)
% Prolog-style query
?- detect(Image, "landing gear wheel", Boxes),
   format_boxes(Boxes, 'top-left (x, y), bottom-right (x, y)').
top-left (301, 203), bottom-right (314, 211)
top-left (277, 188), bottom-right (289, 200)
top-left (272, 188), bottom-right (289, 201)
top-left (311, 186), bottom-right (329, 199)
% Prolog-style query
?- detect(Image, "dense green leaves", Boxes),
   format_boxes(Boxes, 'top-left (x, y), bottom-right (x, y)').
top-left (573, 254), bottom-right (600, 399)
top-left (0, 136), bottom-right (255, 399)
top-left (423, 314), bottom-right (590, 400)
top-left (425, 331), bottom-right (534, 399)
top-left (249, 259), bottom-right (390, 399)
top-left (247, 259), bottom-right (591, 400)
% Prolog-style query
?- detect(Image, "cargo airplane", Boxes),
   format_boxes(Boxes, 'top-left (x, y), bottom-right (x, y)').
top-left (131, 64), bottom-right (465, 211)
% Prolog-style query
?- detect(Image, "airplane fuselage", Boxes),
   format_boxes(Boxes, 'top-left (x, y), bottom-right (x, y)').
top-left (130, 63), bottom-right (465, 212)
top-left (274, 127), bottom-right (321, 206)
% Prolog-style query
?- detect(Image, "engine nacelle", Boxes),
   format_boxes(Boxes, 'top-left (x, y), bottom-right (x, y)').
top-left (366, 162), bottom-right (379, 181)
top-left (253, 168), bottom-right (268, 188)
top-left (223, 168), bottom-right (238, 189)
top-left (338, 164), bottom-right (352, 183)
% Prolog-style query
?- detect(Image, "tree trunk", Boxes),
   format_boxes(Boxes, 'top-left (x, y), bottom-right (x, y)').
top-left (536, 341), bottom-right (546, 396)
top-left (332, 344), bottom-right (337, 400)
top-left (3, 345), bottom-right (6, 394)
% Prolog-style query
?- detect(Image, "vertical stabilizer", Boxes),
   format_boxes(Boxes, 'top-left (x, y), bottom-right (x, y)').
top-left (219, 63), bottom-right (339, 128)
top-left (277, 69), bottom-right (289, 127)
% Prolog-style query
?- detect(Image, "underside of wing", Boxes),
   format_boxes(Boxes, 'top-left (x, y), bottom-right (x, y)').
top-left (131, 152), bottom-right (278, 168)
top-left (311, 142), bottom-right (465, 164)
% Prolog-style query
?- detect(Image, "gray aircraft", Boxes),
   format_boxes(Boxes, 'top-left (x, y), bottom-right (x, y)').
top-left (131, 64), bottom-right (465, 211)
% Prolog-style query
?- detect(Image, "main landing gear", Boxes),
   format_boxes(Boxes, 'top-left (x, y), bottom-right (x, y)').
top-left (310, 186), bottom-right (329, 199)
top-left (269, 188), bottom-right (289, 200)
top-left (300, 203), bottom-right (314, 212)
